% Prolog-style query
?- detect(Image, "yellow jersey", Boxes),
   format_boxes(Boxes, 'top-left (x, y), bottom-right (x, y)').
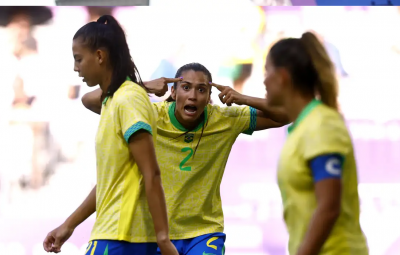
top-left (91, 81), bottom-right (158, 243)
top-left (152, 101), bottom-right (257, 239)
top-left (277, 99), bottom-right (368, 255)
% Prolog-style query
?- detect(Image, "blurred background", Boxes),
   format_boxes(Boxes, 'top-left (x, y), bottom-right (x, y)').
top-left (0, 4), bottom-right (400, 255)
top-left (4, 0), bottom-right (400, 6)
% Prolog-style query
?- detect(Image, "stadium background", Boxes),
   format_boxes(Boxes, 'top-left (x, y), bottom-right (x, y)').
top-left (0, 4), bottom-right (400, 255)
top-left (4, 0), bottom-right (400, 6)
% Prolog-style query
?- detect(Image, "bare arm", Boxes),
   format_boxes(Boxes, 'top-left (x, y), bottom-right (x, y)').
top-left (296, 179), bottom-right (341, 255)
top-left (128, 130), bottom-right (170, 244)
top-left (64, 185), bottom-right (97, 228)
top-left (81, 78), bottom-right (183, 115)
top-left (43, 185), bottom-right (96, 252)
top-left (211, 83), bottom-right (290, 130)
top-left (81, 88), bottom-right (102, 115)
top-left (242, 96), bottom-right (290, 130)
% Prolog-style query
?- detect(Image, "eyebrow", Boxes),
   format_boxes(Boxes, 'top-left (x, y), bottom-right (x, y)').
top-left (181, 81), bottom-right (208, 86)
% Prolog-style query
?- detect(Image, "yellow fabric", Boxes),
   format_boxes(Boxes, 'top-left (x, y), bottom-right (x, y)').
top-left (90, 81), bottom-right (158, 242)
top-left (228, 6), bottom-right (266, 65)
top-left (277, 103), bottom-right (368, 255)
top-left (152, 101), bottom-right (257, 239)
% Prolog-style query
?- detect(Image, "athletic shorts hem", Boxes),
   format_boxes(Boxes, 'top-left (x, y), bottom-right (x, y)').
top-left (168, 227), bottom-right (225, 240)
top-left (89, 234), bottom-right (157, 243)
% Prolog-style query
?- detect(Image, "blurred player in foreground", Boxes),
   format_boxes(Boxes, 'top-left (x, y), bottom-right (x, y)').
top-left (82, 62), bottom-right (289, 255)
top-left (43, 15), bottom-right (177, 255)
top-left (264, 32), bottom-right (368, 255)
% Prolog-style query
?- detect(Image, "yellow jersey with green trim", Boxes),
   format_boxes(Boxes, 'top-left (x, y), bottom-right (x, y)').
top-left (152, 101), bottom-right (257, 239)
top-left (91, 81), bottom-right (158, 242)
top-left (277, 100), bottom-right (368, 255)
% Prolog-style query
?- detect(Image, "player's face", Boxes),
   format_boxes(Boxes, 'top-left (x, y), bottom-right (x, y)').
top-left (72, 39), bottom-right (103, 87)
top-left (264, 56), bottom-right (286, 107)
top-left (171, 70), bottom-right (211, 127)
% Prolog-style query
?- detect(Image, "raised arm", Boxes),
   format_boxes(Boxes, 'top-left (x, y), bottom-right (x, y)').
top-left (211, 83), bottom-right (290, 130)
top-left (81, 77), bottom-right (183, 115)
top-left (82, 88), bottom-right (102, 114)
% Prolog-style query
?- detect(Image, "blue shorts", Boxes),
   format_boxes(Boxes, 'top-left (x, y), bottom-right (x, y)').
top-left (156, 232), bottom-right (226, 255)
top-left (85, 240), bottom-right (157, 255)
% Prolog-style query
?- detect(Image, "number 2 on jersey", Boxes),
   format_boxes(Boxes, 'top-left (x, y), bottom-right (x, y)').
top-left (179, 147), bottom-right (193, 171)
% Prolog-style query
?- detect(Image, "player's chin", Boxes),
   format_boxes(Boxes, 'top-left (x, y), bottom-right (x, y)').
top-left (86, 81), bottom-right (96, 87)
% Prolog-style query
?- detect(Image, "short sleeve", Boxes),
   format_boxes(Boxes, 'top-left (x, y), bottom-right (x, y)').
top-left (302, 117), bottom-right (351, 161)
top-left (220, 106), bottom-right (257, 135)
top-left (116, 88), bottom-right (154, 143)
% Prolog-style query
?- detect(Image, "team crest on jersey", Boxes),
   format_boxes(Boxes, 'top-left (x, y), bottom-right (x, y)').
top-left (184, 133), bottom-right (194, 143)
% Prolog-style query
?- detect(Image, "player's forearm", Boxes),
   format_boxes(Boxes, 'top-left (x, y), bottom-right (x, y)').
top-left (244, 96), bottom-right (290, 124)
top-left (64, 185), bottom-right (97, 229)
top-left (143, 171), bottom-right (170, 243)
top-left (296, 207), bottom-right (340, 255)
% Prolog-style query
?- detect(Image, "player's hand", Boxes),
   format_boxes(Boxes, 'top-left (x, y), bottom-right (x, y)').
top-left (145, 77), bottom-right (183, 97)
top-left (43, 223), bottom-right (74, 253)
top-left (211, 82), bottom-right (248, 106)
top-left (157, 239), bottom-right (179, 255)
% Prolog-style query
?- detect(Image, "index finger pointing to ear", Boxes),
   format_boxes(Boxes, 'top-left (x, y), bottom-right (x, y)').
top-left (164, 77), bottom-right (183, 83)
top-left (210, 83), bottom-right (224, 91)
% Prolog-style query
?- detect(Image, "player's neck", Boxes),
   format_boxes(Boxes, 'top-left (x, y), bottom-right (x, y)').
top-left (175, 111), bottom-right (202, 131)
top-left (285, 94), bottom-right (314, 123)
top-left (99, 70), bottom-right (113, 93)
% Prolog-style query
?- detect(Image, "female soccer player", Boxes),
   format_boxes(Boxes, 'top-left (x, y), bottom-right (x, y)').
top-left (81, 62), bottom-right (289, 255)
top-left (43, 15), bottom-right (178, 255)
top-left (264, 32), bottom-right (368, 255)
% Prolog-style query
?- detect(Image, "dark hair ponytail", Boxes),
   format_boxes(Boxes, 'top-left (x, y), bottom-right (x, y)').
top-left (73, 15), bottom-right (145, 99)
top-left (268, 32), bottom-right (339, 110)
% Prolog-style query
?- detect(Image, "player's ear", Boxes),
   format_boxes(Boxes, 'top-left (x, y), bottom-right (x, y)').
top-left (277, 67), bottom-right (291, 88)
top-left (171, 85), bottom-right (177, 100)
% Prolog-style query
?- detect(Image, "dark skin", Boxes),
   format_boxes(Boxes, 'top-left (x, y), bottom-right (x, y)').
top-left (211, 83), bottom-right (289, 130)
top-left (44, 39), bottom-right (178, 255)
top-left (81, 77), bottom-right (182, 115)
top-left (169, 70), bottom-right (212, 130)
top-left (296, 179), bottom-right (341, 255)
top-left (82, 73), bottom-right (289, 130)
top-left (264, 57), bottom-right (342, 255)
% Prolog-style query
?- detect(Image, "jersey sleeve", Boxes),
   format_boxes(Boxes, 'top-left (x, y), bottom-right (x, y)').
top-left (302, 116), bottom-right (351, 161)
top-left (310, 154), bottom-right (344, 182)
top-left (220, 106), bottom-right (257, 135)
top-left (116, 88), bottom-right (154, 143)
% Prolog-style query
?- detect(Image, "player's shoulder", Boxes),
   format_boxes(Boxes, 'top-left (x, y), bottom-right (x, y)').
top-left (114, 81), bottom-right (149, 103)
top-left (208, 104), bottom-right (250, 118)
top-left (152, 101), bottom-right (171, 115)
top-left (118, 81), bottom-right (147, 95)
top-left (307, 104), bottom-right (349, 135)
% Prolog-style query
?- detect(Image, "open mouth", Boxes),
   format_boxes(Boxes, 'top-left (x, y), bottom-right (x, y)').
top-left (184, 105), bottom-right (197, 115)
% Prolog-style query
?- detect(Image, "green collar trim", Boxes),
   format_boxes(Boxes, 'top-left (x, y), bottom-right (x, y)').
top-left (287, 99), bottom-right (322, 134)
top-left (102, 76), bottom-right (132, 105)
top-left (168, 101), bottom-right (207, 132)
top-left (102, 96), bottom-right (109, 105)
